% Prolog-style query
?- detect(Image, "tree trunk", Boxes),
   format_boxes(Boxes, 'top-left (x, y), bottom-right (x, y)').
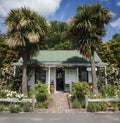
top-left (90, 52), bottom-right (98, 94)
top-left (22, 53), bottom-right (28, 96)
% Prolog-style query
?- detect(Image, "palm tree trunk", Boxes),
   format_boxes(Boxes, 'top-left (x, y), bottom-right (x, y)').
top-left (90, 52), bottom-right (98, 94)
top-left (22, 53), bottom-right (28, 96)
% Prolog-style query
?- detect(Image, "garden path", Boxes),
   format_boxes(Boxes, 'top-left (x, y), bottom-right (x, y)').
top-left (34, 93), bottom-right (85, 113)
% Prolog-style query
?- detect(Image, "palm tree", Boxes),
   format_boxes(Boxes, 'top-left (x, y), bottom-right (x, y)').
top-left (5, 7), bottom-right (48, 95)
top-left (68, 3), bottom-right (113, 94)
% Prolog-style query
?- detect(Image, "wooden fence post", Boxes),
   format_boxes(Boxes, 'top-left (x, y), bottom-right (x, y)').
top-left (32, 95), bottom-right (36, 111)
top-left (85, 95), bottom-right (88, 111)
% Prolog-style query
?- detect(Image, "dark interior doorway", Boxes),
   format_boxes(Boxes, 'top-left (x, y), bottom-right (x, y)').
top-left (56, 68), bottom-right (65, 91)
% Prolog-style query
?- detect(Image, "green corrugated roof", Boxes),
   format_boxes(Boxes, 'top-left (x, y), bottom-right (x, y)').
top-left (14, 50), bottom-right (107, 66)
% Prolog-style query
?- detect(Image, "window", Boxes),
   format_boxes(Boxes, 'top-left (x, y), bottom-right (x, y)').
top-left (35, 68), bottom-right (46, 83)
top-left (79, 67), bottom-right (88, 82)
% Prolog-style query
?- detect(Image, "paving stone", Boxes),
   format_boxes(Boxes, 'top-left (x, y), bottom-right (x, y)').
top-left (34, 93), bottom-right (86, 113)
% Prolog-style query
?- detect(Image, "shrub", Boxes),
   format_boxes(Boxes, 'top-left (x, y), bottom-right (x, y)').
top-left (0, 105), bottom-right (4, 112)
top-left (87, 102), bottom-right (117, 112)
top-left (87, 102), bottom-right (101, 112)
top-left (30, 82), bottom-right (50, 102)
top-left (23, 105), bottom-right (32, 112)
top-left (9, 104), bottom-right (21, 113)
top-left (102, 84), bottom-right (120, 98)
top-left (99, 103), bottom-right (108, 111)
top-left (80, 100), bottom-right (85, 108)
top-left (36, 101), bottom-right (48, 108)
top-left (72, 99), bottom-right (80, 108)
top-left (0, 88), bottom-right (26, 99)
top-left (0, 89), bottom-right (8, 98)
top-left (71, 82), bottom-right (89, 101)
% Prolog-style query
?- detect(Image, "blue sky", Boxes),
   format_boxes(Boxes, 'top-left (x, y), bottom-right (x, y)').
top-left (0, 0), bottom-right (120, 42)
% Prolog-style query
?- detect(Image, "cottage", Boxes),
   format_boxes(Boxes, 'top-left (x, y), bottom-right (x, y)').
top-left (14, 50), bottom-right (107, 93)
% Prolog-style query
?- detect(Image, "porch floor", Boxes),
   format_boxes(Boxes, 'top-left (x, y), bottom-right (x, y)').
top-left (34, 93), bottom-right (85, 113)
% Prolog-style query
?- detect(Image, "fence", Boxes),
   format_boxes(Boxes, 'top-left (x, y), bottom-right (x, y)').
top-left (85, 95), bottom-right (120, 110)
top-left (0, 96), bottom-right (36, 110)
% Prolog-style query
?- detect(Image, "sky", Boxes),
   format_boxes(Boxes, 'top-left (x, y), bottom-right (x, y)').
top-left (0, 0), bottom-right (120, 42)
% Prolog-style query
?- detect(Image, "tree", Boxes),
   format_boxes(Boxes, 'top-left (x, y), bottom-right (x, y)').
top-left (107, 33), bottom-right (120, 67)
top-left (68, 4), bottom-right (113, 94)
top-left (2, 50), bottom-right (19, 68)
top-left (97, 43), bottom-right (118, 68)
top-left (0, 33), bottom-right (8, 67)
top-left (0, 32), bottom-right (19, 68)
top-left (51, 41), bottom-right (73, 50)
top-left (45, 21), bottom-right (72, 49)
top-left (5, 7), bottom-right (48, 95)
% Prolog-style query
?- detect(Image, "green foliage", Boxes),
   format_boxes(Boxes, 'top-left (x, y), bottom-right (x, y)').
top-left (72, 99), bottom-right (80, 108)
top-left (68, 3), bottom-right (113, 58)
top-left (87, 102), bottom-right (120, 112)
top-left (30, 82), bottom-right (50, 102)
top-left (0, 88), bottom-right (25, 98)
top-left (9, 104), bottom-right (21, 113)
top-left (97, 43), bottom-right (118, 68)
top-left (87, 102), bottom-right (102, 112)
top-left (0, 105), bottom-right (4, 112)
top-left (0, 90), bottom-right (6, 98)
top-left (68, 4), bottom-right (113, 94)
top-left (36, 101), bottom-right (49, 108)
top-left (80, 100), bottom-right (85, 108)
top-left (0, 33), bottom-right (8, 68)
top-left (0, 65), bottom-right (22, 92)
top-left (99, 103), bottom-right (108, 111)
top-left (45, 21), bottom-right (73, 50)
top-left (23, 104), bottom-right (32, 112)
top-left (107, 33), bottom-right (120, 67)
top-left (0, 32), bottom-right (19, 68)
top-left (6, 7), bottom-right (48, 95)
top-left (50, 41), bottom-right (73, 50)
top-left (0, 103), bottom-right (33, 113)
top-left (102, 85), bottom-right (120, 98)
top-left (71, 82), bottom-right (89, 101)
top-left (87, 83), bottom-right (120, 112)
top-left (2, 50), bottom-right (19, 68)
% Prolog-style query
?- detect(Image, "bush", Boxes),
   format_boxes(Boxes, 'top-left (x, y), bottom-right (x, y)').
top-left (99, 103), bottom-right (108, 111)
top-left (36, 101), bottom-right (49, 108)
top-left (23, 105), bottom-right (32, 112)
top-left (0, 89), bottom-right (7, 98)
top-left (71, 82), bottom-right (89, 101)
top-left (72, 99), bottom-right (80, 108)
top-left (87, 102), bottom-right (117, 112)
top-left (102, 84), bottom-right (120, 98)
top-left (9, 104), bottom-right (21, 113)
top-left (30, 82), bottom-right (50, 102)
top-left (0, 88), bottom-right (25, 99)
top-left (0, 105), bottom-right (4, 112)
top-left (80, 100), bottom-right (85, 108)
top-left (87, 102), bottom-right (101, 112)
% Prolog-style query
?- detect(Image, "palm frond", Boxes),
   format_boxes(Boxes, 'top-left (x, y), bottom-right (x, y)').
top-left (5, 7), bottom-right (48, 57)
top-left (69, 3), bottom-right (113, 58)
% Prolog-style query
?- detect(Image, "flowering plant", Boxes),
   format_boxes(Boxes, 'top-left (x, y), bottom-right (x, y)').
top-left (16, 93), bottom-right (24, 100)
top-left (0, 89), bottom-right (26, 99)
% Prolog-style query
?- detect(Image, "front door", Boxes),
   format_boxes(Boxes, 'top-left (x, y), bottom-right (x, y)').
top-left (56, 68), bottom-right (65, 91)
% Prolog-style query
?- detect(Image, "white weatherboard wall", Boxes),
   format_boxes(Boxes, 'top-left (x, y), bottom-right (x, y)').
top-left (28, 69), bottom-right (35, 89)
top-left (65, 68), bottom-right (78, 91)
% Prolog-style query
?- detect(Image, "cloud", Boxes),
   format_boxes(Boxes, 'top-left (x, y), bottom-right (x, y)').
top-left (116, 1), bottom-right (120, 6)
top-left (0, 0), bottom-right (62, 17)
top-left (100, 0), bottom-right (109, 1)
top-left (110, 18), bottom-right (120, 30)
top-left (59, 3), bottom-right (70, 21)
